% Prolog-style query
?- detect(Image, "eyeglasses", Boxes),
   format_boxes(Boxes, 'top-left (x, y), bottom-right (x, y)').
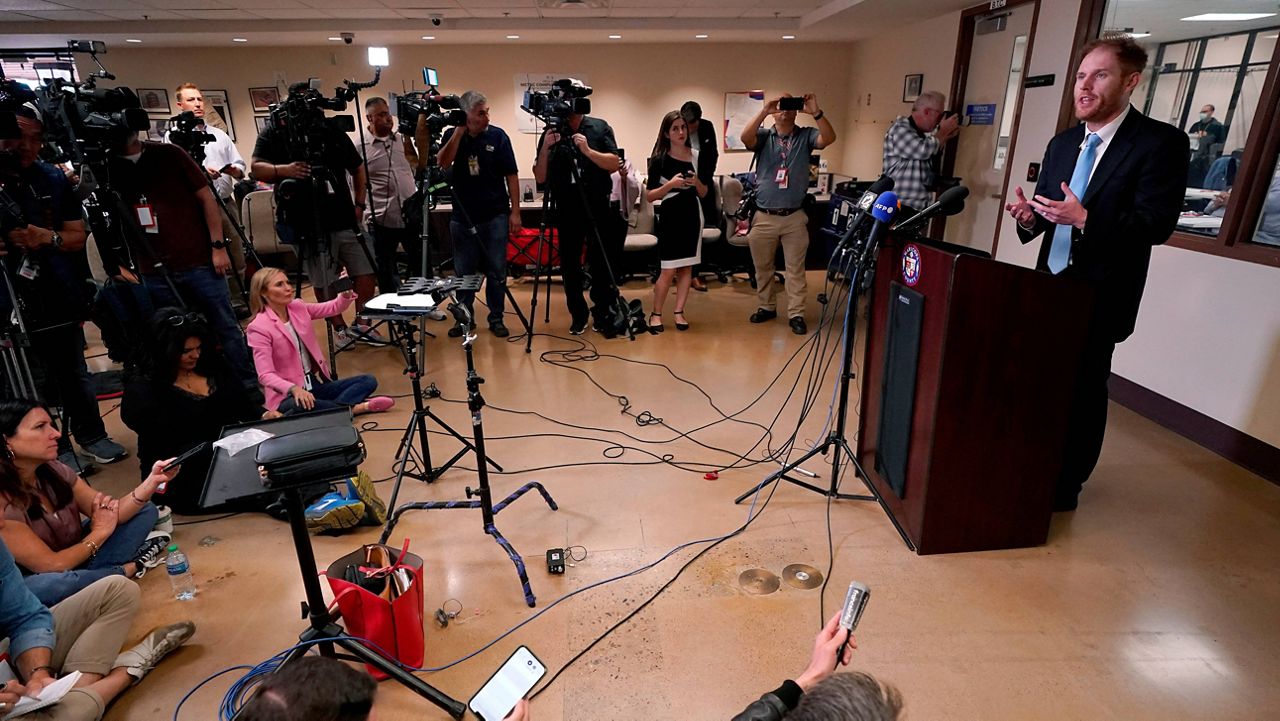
top-left (165, 312), bottom-right (203, 327)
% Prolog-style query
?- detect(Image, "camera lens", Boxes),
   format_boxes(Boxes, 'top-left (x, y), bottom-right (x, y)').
top-left (527, 660), bottom-right (533, 666)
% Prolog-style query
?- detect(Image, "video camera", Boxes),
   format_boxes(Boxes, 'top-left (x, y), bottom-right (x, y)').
top-left (165, 110), bottom-right (215, 165)
top-left (521, 78), bottom-right (591, 129)
top-left (396, 92), bottom-right (464, 139)
top-left (37, 82), bottom-right (149, 167)
top-left (265, 80), bottom-right (358, 167)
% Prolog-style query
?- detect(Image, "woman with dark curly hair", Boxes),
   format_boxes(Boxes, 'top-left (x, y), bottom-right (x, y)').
top-left (0, 398), bottom-right (178, 606)
top-left (120, 308), bottom-right (280, 515)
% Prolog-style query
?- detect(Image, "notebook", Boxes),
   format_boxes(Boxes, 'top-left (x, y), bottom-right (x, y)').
top-left (2, 671), bottom-right (83, 719)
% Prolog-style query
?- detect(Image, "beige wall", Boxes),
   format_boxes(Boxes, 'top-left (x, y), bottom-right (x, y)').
top-left (840, 11), bottom-right (962, 180)
top-left (96, 42), bottom-right (854, 179)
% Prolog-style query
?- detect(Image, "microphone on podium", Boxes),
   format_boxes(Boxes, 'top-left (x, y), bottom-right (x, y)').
top-left (893, 185), bottom-right (969, 235)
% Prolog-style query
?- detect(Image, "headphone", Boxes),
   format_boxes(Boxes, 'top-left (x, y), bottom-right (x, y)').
top-left (434, 598), bottom-right (462, 628)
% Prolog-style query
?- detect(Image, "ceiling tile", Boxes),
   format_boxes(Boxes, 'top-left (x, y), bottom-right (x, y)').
top-left (246, 7), bottom-right (322, 17)
top-left (298, 0), bottom-right (387, 7)
top-left (324, 6), bottom-right (401, 17)
top-left (674, 8), bottom-right (743, 18)
top-left (172, 7), bottom-right (258, 18)
top-left (0, 0), bottom-right (66, 10)
top-left (609, 8), bottom-right (678, 17)
top-left (739, 8), bottom-right (805, 18)
top-left (45, 0), bottom-right (149, 9)
top-left (463, 8), bottom-right (539, 18)
top-left (133, 0), bottom-right (231, 8)
top-left (538, 7), bottom-right (607, 17)
top-left (97, 8), bottom-right (187, 18)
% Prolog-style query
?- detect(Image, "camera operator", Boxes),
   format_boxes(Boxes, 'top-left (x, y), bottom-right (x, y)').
top-left (0, 82), bottom-right (129, 469)
top-left (101, 129), bottom-right (258, 390)
top-left (251, 82), bottom-right (382, 347)
top-left (168, 83), bottom-right (248, 310)
top-left (532, 95), bottom-right (621, 335)
top-left (437, 90), bottom-right (520, 339)
top-left (360, 96), bottom-right (421, 294)
top-left (732, 613), bottom-right (901, 721)
top-left (882, 91), bottom-right (960, 212)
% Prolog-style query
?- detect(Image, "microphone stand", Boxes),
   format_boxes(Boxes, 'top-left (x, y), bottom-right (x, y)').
top-left (733, 215), bottom-right (915, 552)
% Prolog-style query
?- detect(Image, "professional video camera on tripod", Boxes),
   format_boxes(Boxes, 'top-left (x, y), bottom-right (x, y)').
top-left (525, 78), bottom-right (647, 342)
top-left (394, 71), bottom-right (464, 280)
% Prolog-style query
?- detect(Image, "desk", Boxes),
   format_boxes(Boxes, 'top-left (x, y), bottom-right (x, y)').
top-left (1177, 214), bottom-right (1223, 236)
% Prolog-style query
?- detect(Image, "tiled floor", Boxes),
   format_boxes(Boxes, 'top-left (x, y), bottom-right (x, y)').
top-left (75, 273), bottom-right (1278, 720)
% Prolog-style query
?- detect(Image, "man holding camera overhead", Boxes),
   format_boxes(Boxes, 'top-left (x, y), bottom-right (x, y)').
top-left (741, 93), bottom-right (836, 336)
top-left (251, 82), bottom-right (382, 347)
top-left (532, 84), bottom-right (622, 336)
top-left (882, 90), bottom-right (960, 213)
top-left (437, 90), bottom-right (521, 339)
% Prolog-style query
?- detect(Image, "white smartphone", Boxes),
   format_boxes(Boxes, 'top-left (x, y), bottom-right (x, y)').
top-left (468, 646), bottom-right (545, 721)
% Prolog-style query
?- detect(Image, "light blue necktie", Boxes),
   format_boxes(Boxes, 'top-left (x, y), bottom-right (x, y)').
top-left (1048, 133), bottom-right (1101, 274)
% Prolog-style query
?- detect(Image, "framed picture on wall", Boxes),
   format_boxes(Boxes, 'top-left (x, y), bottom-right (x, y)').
top-left (903, 74), bottom-right (923, 103)
top-left (137, 88), bottom-right (170, 114)
top-left (724, 90), bottom-right (765, 151)
top-left (145, 118), bottom-right (168, 142)
top-left (254, 116), bottom-right (271, 134)
top-left (203, 89), bottom-right (234, 141)
top-left (249, 86), bottom-right (280, 113)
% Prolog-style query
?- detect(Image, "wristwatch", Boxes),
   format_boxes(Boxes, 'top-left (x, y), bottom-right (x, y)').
top-left (812, 110), bottom-right (825, 121)
top-left (210, 239), bottom-right (230, 250)
top-left (50, 230), bottom-right (64, 249)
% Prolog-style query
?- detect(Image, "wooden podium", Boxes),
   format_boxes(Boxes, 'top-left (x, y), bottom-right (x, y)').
top-left (855, 236), bottom-right (1091, 554)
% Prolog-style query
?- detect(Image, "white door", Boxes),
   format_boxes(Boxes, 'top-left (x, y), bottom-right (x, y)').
top-left (945, 3), bottom-right (1035, 251)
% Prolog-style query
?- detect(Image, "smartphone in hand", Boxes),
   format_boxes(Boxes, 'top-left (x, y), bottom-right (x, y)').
top-left (778, 96), bottom-right (805, 111)
top-left (469, 646), bottom-right (545, 721)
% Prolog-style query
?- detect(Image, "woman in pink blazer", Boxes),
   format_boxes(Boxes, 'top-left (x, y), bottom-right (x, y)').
top-left (245, 268), bottom-right (394, 416)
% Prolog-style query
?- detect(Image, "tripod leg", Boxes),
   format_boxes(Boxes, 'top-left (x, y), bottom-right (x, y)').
top-left (492, 481), bottom-right (559, 513)
top-left (336, 638), bottom-right (466, 719)
top-left (486, 522), bottom-right (537, 607)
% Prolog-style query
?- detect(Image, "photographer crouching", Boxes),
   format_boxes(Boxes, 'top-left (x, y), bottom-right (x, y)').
top-left (251, 82), bottom-right (383, 347)
top-left (0, 81), bottom-right (129, 470)
top-left (530, 80), bottom-right (623, 336)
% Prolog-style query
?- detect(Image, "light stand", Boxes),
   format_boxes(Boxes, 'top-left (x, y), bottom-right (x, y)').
top-left (446, 191), bottom-right (533, 342)
top-left (732, 221), bottom-right (915, 551)
top-left (380, 300), bottom-right (559, 607)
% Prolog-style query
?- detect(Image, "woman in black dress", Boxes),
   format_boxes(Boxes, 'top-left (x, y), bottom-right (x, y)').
top-left (121, 309), bottom-right (281, 515)
top-left (646, 110), bottom-right (707, 332)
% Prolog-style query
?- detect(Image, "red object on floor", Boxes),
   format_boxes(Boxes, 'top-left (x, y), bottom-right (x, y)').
top-left (704, 471), bottom-right (719, 480)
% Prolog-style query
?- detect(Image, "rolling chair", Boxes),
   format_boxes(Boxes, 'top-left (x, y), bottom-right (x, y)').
top-left (622, 186), bottom-right (659, 282)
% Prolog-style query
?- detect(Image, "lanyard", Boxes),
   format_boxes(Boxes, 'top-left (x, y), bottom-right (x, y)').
top-left (777, 132), bottom-right (794, 165)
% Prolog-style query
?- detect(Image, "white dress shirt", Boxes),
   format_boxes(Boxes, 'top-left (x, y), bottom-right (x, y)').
top-left (165, 124), bottom-right (244, 200)
top-left (1082, 104), bottom-right (1130, 186)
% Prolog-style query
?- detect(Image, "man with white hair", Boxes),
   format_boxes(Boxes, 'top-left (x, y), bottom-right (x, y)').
top-left (881, 90), bottom-right (960, 211)
top-left (438, 90), bottom-right (521, 338)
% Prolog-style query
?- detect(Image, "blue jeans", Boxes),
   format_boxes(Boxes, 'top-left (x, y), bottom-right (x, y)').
top-left (142, 266), bottom-right (256, 388)
top-left (277, 374), bottom-right (378, 415)
top-left (24, 503), bottom-right (159, 607)
top-left (450, 214), bottom-right (509, 325)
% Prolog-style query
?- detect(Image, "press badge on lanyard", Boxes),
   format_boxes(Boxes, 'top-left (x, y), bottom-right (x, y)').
top-left (468, 155), bottom-right (480, 176)
top-left (135, 195), bottom-right (158, 233)
top-left (776, 135), bottom-right (793, 189)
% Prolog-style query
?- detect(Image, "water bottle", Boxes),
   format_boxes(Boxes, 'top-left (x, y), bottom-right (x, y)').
top-left (166, 544), bottom-right (196, 600)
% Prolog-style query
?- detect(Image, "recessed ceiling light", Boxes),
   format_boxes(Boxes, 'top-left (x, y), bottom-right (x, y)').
top-left (421, 35), bottom-right (435, 40)
top-left (695, 34), bottom-right (708, 39)
top-left (782, 35), bottom-right (795, 40)
top-left (126, 38), bottom-right (142, 43)
top-left (328, 36), bottom-right (342, 41)
top-left (608, 34), bottom-right (622, 39)
top-left (506, 35), bottom-right (520, 39)
top-left (1128, 32), bottom-right (1151, 39)
top-left (232, 38), bottom-right (247, 43)
top-left (1182, 13), bottom-right (1276, 22)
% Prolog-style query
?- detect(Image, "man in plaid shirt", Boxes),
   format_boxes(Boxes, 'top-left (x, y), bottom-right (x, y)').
top-left (882, 91), bottom-right (960, 210)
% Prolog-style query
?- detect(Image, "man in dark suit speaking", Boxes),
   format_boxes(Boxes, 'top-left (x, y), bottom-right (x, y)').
top-left (1005, 36), bottom-right (1188, 512)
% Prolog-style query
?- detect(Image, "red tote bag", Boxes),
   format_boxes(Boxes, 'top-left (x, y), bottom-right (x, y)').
top-left (324, 540), bottom-right (425, 679)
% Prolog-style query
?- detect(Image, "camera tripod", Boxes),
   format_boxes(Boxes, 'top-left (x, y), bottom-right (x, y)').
top-left (380, 300), bottom-right (559, 607)
top-left (733, 217), bottom-right (914, 551)
top-left (525, 125), bottom-right (640, 350)
top-left (273, 482), bottom-right (465, 719)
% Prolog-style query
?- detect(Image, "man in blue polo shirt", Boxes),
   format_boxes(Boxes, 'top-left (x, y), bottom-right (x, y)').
top-left (438, 90), bottom-right (522, 338)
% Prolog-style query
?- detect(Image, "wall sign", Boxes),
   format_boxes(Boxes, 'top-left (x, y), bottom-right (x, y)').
top-left (1024, 73), bottom-right (1056, 88)
top-left (965, 103), bottom-right (997, 125)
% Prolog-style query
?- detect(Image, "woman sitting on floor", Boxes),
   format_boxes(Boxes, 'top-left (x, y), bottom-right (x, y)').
top-left (245, 268), bottom-right (394, 417)
top-left (0, 399), bottom-right (177, 606)
top-left (121, 309), bottom-right (282, 516)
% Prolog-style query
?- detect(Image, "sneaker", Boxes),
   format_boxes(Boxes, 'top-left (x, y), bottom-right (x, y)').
top-left (426, 306), bottom-right (448, 321)
top-left (154, 505), bottom-right (174, 534)
top-left (569, 317), bottom-right (589, 335)
top-left (114, 621), bottom-right (196, 683)
top-left (348, 322), bottom-right (388, 345)
top-left (364, 396), bottom-right (395, 413)
top-left (346, 471), bottom-right (386, 526)
top-left (80, 437), bottom-right (128, 465)
top-left (335, 327), bottom-right (358, 350)
top-left (56, 450), bottom-right (97, 476)
top-left (134, 531), bottom-right (172, 569)
top-left (305, 492), bottom-right (365, 534)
